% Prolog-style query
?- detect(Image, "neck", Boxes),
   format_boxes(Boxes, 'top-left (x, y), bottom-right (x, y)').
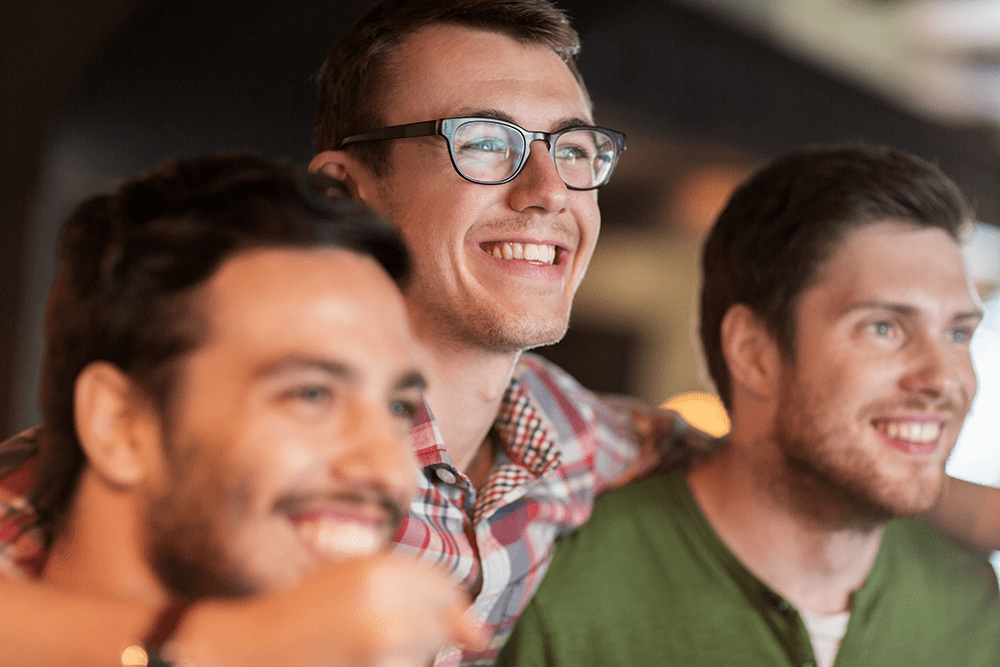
top-left (42, 468), bottom-right (169, 606)
top-left (411, 330), bottom-right (521, 477)
top-left (687, 428), bottom-right (884, 614)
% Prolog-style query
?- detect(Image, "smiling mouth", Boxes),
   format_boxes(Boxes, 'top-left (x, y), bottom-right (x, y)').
top-left (480, 241), bottom-right (559, 265)
top-left (872, 419), bottom-right (943, 445)
top-left (282, 493), bottom-right (403, 562)
top-left (292, 516), bottom-right (389, 561)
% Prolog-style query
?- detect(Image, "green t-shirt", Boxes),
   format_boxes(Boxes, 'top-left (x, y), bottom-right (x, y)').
top-left (499, 468), bottom-right (1000, 667)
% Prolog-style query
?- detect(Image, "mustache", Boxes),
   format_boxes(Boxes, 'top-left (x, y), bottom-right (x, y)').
top-left (483, 214), bottom-right (580, 242)
top-left (865, 395), bottom-right (967, 419)
top-left (273, 488), bottom-right (407, 540)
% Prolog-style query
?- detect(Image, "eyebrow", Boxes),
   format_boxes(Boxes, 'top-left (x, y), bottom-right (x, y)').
top-left (451, 107), bottom-right (593, 132)
top-left (254, 356), bottom-right (354, 382)
top-left (396, 370), bottom-right (427, 393)
top-left (847, 301), bottom-right (984, 323)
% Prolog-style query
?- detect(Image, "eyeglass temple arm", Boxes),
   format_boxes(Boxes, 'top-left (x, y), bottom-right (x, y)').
top-left (340, 120), bottom-right (442, 147)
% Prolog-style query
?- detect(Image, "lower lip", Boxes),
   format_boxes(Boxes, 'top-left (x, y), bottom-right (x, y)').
top-left (480, 250), bottom-right (565, 281)
top-left (877, 432), bottom-right (940, 456)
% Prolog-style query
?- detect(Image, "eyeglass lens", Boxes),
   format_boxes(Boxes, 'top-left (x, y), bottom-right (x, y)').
top-left (451, 120), bottom-right (617, 189)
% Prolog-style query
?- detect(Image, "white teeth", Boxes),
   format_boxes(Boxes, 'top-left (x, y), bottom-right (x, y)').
top-left (294, 519), bottom-right (383, 560)
top-left (875, 421), bottom-right (942, 444)
top-left (486, 242), bottom-right (556, 265)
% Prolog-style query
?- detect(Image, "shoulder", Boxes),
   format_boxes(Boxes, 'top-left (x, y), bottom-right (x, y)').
top-left (537, 472), bottom-right (684, 586)
top-left (881, 518), bottom-right (997, 574)
top-left (514, 353), bottom-right (597, 408)
top-left (874, 518), bottom-right (1000, 621)
top-left (513, 352), bottom-right (646, 445)
top-left (0, 427), bottom-right (41, 480)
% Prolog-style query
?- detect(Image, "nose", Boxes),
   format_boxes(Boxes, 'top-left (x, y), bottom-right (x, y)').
top-left (899, 333), bottom-right (974, 406)
top-left (330, 398), bottom-right (421, 511)
top-left (506, 139), bottom-right (570, 213)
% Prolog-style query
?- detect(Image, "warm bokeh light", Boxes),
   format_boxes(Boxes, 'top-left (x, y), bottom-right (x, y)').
top-left (662, 391), bottom-right (731, 437)
top-left (120, 645), bottom-right (149, 667)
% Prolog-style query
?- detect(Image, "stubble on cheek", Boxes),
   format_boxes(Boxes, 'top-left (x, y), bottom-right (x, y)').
top-left (772, 369), bottom-right (953, 529)
top-left (143, 441), bottom-right (260, 598)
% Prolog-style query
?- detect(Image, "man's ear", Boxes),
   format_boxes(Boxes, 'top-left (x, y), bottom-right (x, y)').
top-left (73, 361), bottom-right (158, 488)
top-left (720, 304), bottom-right (782, 401)
top-left (309, 150), bottom-right (375, 203)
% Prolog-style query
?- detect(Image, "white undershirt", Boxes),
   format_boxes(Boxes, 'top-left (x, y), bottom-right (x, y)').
top-left (799, 608), bottom-right (851, 667)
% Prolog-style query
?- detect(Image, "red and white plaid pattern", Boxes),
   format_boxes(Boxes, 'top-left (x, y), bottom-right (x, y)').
top-left (0, 427), bottom-right (45, 579)
top-left (396, 354), bottom-right (668, 666)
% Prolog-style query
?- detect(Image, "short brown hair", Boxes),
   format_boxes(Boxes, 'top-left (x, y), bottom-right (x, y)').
top-left (314, 0), bottom-right (585, 176)
top-left (699, 145), bottom-right (972, 409)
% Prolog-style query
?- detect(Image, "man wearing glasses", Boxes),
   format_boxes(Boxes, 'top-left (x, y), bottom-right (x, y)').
top-left (0, 1), bottom-right (706, 666)
top-left (311, 5), bottom-right (687, 665)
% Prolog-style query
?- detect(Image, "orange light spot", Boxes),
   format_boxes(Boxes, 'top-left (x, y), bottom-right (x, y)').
top-left (661, 391), bottom-right (730, 437)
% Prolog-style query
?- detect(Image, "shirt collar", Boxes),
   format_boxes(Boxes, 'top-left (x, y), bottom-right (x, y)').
top-left (409, 373), bottom-right (561, 479)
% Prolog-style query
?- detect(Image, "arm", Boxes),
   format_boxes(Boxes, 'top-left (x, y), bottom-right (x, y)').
top-left (924, 476), bottom-right (1000, 553)
top-left (1, 554), bottom-right (485, 667)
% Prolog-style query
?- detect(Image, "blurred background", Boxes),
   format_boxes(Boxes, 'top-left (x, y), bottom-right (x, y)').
top-left (4, 0), bottom-right (1000, 492)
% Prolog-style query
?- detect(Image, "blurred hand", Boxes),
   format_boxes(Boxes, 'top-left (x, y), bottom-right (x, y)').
top-left (178, 553), bottom-right (487, 667)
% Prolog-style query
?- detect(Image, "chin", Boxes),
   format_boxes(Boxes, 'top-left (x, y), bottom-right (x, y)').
top-left (476, 315), bottom-right (569, 354)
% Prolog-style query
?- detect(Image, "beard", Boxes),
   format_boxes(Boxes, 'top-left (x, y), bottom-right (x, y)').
top-left (140, 431), bottom-right (408, 600)
top-left (141, 436), bottom-right (259, 599)
top-left (769, 371), bottom-right (950, 531)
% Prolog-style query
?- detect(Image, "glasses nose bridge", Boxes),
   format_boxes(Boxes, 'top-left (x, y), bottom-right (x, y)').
top-left (523, 129), bottom-right (554, 151)
top-left (519, 129), bottom-right (559, 175)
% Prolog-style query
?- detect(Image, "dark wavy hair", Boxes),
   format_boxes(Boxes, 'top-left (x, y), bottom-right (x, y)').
top-left (32, 152), bottom-right (410, 542)
top-left (699, 145), bottom-right (972, 409)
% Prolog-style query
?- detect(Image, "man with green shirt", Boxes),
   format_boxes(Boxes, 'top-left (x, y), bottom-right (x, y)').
top-left (500, 145), bottom-right (1000, 667)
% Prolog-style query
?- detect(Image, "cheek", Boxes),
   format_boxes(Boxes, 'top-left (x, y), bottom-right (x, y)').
top-left (575, 195), bottom-right (600, 235)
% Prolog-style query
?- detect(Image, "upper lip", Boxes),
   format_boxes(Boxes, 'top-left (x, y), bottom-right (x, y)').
top-left (275, 490), bottom-right (404, 529)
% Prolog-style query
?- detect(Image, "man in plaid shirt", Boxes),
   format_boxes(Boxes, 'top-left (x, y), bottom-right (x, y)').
top-left (0, 1), bottom-right (711, 665)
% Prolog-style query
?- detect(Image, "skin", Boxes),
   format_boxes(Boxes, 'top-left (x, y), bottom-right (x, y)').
top-left (34, 248), bottom-right (483, 665)
top-left (688, 220), bottom-right (983, 614)
top-left (138, 248), bottom-right (423, 597)
top-left (311, 25), bottom-right (601, 476)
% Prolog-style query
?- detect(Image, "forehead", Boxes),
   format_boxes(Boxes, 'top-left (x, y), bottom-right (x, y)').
top-left (198, 247), bottom-right (414, 372)
top-left (382, 23), bottom-right (592, 129)
top-left (808, 220), bottom-right (979, 316)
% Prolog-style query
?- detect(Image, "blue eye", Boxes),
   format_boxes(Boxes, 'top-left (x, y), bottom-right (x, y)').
top-left (951, 327), bottom-right (974, 343)
top-left (554, 143), bottom-right (591, 162)
top-left (871, 321), bottom-right (893, 337)
top-left (295, 386), bottom-right (329, 402)
top-left (390, 399), bottom-right (418, 422)
top-left (462, 136), bottom-right (511, 154)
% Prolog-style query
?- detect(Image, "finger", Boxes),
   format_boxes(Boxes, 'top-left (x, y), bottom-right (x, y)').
top-left (446, 605), bottom-right (489, 651)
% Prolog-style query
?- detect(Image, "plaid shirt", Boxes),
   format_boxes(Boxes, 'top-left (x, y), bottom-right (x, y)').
top-left (0, 353), bottom-right (710, 666)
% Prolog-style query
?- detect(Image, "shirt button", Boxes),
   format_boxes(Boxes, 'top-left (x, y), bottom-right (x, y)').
top-left (776, 600), bottom-right (791, 613)
top-left (435, 467), bottom-right (457, 484)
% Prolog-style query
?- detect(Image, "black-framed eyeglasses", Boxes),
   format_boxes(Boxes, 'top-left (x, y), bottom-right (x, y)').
top-left (339, 117), bottom-right (626, 191)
